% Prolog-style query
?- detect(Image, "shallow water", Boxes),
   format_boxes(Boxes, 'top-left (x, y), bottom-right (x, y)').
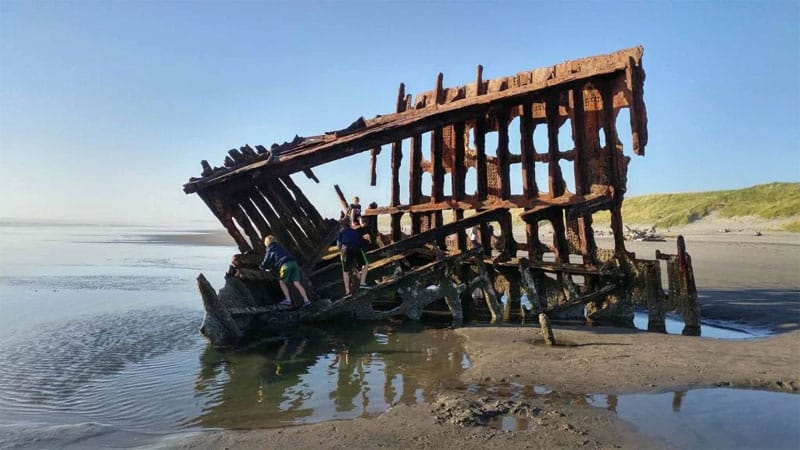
top-left (0, 223), bottom-right (471, 447)
top-left (632, 311), bottom-right (772, 339)
top-left (588, 389), bottom-right (800, 450)
top-left (468, 382), bottom-right (800, 449)
top-left (0, 223), bottom-right (795, 449)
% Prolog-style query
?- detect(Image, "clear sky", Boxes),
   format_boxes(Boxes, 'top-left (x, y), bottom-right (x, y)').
top-left (1, 1), bottom-right (798, 226)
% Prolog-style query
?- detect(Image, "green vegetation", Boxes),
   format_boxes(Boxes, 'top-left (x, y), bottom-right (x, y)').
top-left (595, 182), bottom-right (800, 228)
top-left (377, 183), bottom-right (799, 231)
top-left (781, 220), bottom-right (800, 232)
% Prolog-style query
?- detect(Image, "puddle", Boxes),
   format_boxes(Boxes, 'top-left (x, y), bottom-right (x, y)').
top-left (633, 311), bottom-right (772, 339)
top-left (588, 388), bottom-right (800, 449)
top-left (459, 382), bottom-right (799, 447)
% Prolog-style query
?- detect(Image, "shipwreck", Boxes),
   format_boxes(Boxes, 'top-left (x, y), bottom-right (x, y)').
top-left (183, 46), bottom-right (700, 348)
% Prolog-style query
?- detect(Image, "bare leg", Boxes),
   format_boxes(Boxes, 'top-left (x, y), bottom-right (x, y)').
top-left (278, 280), bottom-right (291, 302)
top-left (293, 281), bottom-right (309, 303)
top-left (359, 265), bottom-right (368, 285)
top-left (343, 272), bottom-right (351, 295)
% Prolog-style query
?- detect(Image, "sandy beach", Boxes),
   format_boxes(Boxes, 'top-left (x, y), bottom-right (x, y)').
top-left (161, 223), bottom-right (799, 450)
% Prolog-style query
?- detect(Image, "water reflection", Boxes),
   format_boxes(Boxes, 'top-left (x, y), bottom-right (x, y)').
top-left (194, 323), bottom-right (470, 429)
top-left (588, 388), bottom-right (800, 449)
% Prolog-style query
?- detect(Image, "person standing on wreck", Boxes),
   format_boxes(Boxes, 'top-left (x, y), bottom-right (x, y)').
top-left (260, 235), bottom-right (311, 308)
top-left (349, 196), bottom-right (363, 226)
top-left (337, 219), bottom-right (370, 297)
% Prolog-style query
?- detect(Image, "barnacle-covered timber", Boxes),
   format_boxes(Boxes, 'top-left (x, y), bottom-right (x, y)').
top-left (184, 46), bottom-right (700, 347)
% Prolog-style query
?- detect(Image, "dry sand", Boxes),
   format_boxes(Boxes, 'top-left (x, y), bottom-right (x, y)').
top-left (165, 223), bottom-right (799, 450)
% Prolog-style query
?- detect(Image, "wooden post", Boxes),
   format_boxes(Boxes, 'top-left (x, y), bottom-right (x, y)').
top-left (539, 313), bottom-right (555, 345)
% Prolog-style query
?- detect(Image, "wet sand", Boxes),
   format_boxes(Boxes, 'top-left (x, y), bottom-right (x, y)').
top-left (164, 229), bottom-right (799, 450)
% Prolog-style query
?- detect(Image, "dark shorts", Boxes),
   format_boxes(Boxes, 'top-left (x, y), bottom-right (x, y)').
top-left (279, 260), bottom-right (301, 283)
top-left (340, 246), bottom-right (368, 272)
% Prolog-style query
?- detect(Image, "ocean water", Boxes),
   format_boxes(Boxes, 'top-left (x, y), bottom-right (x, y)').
top-left (1, 222), bottom-right (797, 449)
top-left (0, 222), bottom-right (470, 448)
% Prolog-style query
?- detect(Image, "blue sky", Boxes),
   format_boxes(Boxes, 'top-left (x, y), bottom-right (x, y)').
top-left (1, 1), bottom-right (798, 225)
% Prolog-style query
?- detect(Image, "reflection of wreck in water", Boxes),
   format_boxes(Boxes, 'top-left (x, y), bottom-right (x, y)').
top-left (183, 46), bottom-right (700, 348)
top-left (193, 325), bottom-right (467, 428)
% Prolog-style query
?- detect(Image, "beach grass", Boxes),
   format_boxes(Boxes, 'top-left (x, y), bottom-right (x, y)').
top-left (592, 182), bottom-right (800, 227)
top-left (377, 183), bottom-right (800, 230)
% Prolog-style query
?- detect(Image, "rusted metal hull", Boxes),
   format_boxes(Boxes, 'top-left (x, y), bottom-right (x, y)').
top-left (184, 47), bottom-right (700, 347)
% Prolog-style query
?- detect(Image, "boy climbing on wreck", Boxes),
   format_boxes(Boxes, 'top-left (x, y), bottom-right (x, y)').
top-left (259, 235), bottom-right (311, 308)
top-left (337, 218), bottom-right (370, 296)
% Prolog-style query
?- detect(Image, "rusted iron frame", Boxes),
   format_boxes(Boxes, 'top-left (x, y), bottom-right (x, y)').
top-left (676, 235), bottom-right (700, 335)
top-left (261, 181), bottom-right (315, 248)
top-left (236, 191), bottom-right (270, 252)
top-left (254, 185), bottom-right (306, 261)
top-left (374, 207), bottom-right (508, 259)
top-left (390, 83), bottom-right (406, 243)
top-left (333, 184), bottom-right (349, 213)
top-left (365, 192), bottom-right (609, 216)
top-left (409, 134), bottom-right (423, 234)
top-left (452, 121), bottom-right (467, 251)
top-left (544, 90), bottom-right (566, 197)
top-left (473, 67), bottom-right (491, 257)
top-left (600, 79), bottom-right (626, 255)
top-left (281, 176), bottom-right (325, 229)
top-left (228, 197), bottom-right (263, 253)
top-left (431, 125), bottom-right (445, 248)
top-left (569, 85), bottom-right (598, 263)
top-left (199, 191), bottom-right (250, 253)
top-left (369, 146), bottom-right (381, 186)
top-left (496, 108), bottom-right (511, 200)
top-left (183, 53), bottom-right (642, 195)
top-left (520, 102), bottom-right (537, 198)
top-left (519, 101), bottom-right (542, 261)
